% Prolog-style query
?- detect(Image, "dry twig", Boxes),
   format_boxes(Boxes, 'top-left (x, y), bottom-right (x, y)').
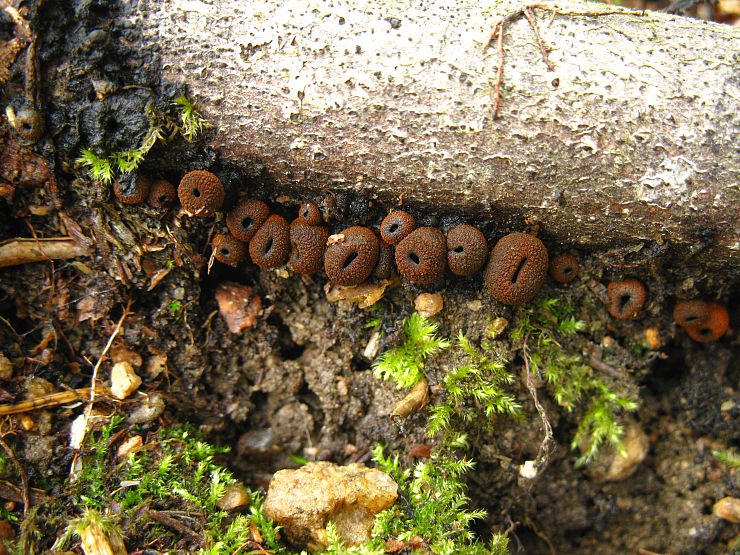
top-left (521, 334), bottom-right (555, 484)
top-left (485, 3), bottom-right (645, 119)
top-left (0, 386), bottom-right (109, 416)
top-left (0, 237), bottom-right (90, 268)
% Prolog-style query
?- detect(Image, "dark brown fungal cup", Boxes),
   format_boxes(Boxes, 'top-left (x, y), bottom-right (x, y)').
top-left (178, 170), bottom-right (225, 216)
top-left (249, 214), bottom-right (291, 269)
top-left (446, 224), bottom-right (488, 277)
top-left (227, 199), bottom-right (270, 242)
top-left (380, 210), bottom-right (416, 245)
top-left (114, 174), bottom-right (151, 205)
top-left (324, 226), bottom-right (380, 286)
top-left (484, 232), bottom-right (548, 305)
top-left (289, 222), bottom-right (329, 275)
top-left (147, 179), bottom-right (177, 209)
top-left (549, 252), bottom-right (580, 284)
top-left (607, 278), bottom-right (647, 320)
top-left (395, 227), bottom-right (447, 285)
top-left (213, 233), bottom-right (247, 267)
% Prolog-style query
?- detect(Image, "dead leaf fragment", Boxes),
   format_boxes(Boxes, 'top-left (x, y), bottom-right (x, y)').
top-left (215, 282), bottom-right (263, 333)
top-left (325, 277), bottom-right (397, 309)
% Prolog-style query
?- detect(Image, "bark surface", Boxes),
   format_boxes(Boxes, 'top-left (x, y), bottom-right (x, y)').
top-left (138, 0), bottom-right (739, 271)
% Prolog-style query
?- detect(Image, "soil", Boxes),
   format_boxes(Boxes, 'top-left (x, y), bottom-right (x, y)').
top-left (0, 1), bottom-right (737, 553)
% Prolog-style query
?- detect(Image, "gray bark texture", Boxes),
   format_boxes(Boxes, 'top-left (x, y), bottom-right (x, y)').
top-left (137, 0), bottom-right (740, 271)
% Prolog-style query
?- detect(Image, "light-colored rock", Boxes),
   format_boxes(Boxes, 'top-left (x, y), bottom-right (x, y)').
top-left (263, 462), bottom-right (398, 551)
top-left (713, 496), bottom-right (740, 523)
top-left (216, 483), bottom-right (251, 512)
top-left (414, 292), bottom-right (443, 318)
top-left (127, 393), bottom-right (165, 424)
top-left (589, 421), bottom-right (649, 482)
top-left (110, 362), bottom-right (141, 400)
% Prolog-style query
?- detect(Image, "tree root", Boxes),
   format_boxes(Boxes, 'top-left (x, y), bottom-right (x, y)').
top-left (485, 3), bottom-right (646, 119)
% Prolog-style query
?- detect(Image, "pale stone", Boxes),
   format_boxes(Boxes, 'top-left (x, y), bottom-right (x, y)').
top-left (589, 421), bottom-right (649, 482)
top-left (110, 362), bottom-right (141, 400)
top-left (414, 292), bottom-right (443, 318)
top-left (713, 497), bottom-right (740, 524)
top-left (216, 483), bottom-right (251, 512)
top-left (263, 462), bottom-right (398, 551)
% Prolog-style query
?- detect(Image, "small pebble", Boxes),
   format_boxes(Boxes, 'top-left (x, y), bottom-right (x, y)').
top-left (216, 483), bottom-right (251, 512)
top-left (414, 292), bottom-right (443, 318)
top-left (127, 393), bottom-right (165, 424)
top-left (713, 497), bottom-right (740, 523)
top-left (110, 362), bottom-right (142, 400)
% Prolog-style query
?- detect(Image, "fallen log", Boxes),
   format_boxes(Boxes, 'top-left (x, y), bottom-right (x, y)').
top-left (138, 0), bottom-right (739, 273)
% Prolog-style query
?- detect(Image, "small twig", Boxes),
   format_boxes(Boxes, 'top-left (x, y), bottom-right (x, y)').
top-left (0, 479), bottom-right (48, 505)
top-left (0, 237), bottom-right (90, 268)
top-left (79, 302), bottom-right (132, 436)
top-left (588, 354), bottom-right (624, 380)
top-left (521, 334), bottom-right (554, 483)
top-left (146, 510), bottom-right (206, 547)
top-left (232, 539), bottom-right (271, 555)
top-left (524, 515), bottom-right (556, 555)
top-left (522, 7), bottom-right (554, 71)
top-left (0, 435), bottom-right (30, 516)
top-left (0, 386), bottom-right (109, 416)
top-left (484, 3), bottom-right (645, 119)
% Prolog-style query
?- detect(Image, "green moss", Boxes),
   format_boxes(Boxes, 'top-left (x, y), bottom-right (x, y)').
top-left (76, 93), bottom-right (209, 183)
top-left (369, 444), bottom-right (509, 555)
top-left (427, 332), bottom-right (521, 443)
top-left (713, 449), bottom-right (740, 471)
top-left (513, 298), bottom-right (638, 466)
top-left (373, 312), bottom-right (450, 388)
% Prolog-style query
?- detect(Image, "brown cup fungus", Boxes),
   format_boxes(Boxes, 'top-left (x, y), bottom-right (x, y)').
top-left (674, 300), bottom-right (729, 343)
top-left (380, 210), bottom-right (416, 245)
top-left (227, 199), bottom-right (270, 242)
top-left (549, 252), bottom-right (580, 284)
top-left (114, 174), bottom-right (150, 205)
top-left (289, 222), bottom-right (329, 275)
top-left (446, 224), bottom-right (488, 277)
top-left (249, 214), bottom-right (291, 269)
top-left (484, 232), bottom-right (548, 305)
top-left (324, 226), bottom-right (379, 285)
top-left (395, 227), bottom-right (447, 285)
top-left (606, 278), bottom-right (647, 320)
top-left (212, 233), bottom-right (247, 267)
top-left (295, 202), bottom-right (323, 226)
top-left (147, 179), bottom-right (177, 209)
top-left (373, 240), bottom-right (395, 280)
top-left (178, 170), bottom-right (225, 216)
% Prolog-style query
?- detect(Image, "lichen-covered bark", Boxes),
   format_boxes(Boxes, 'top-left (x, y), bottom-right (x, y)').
top-left (138, 0), bottom-right (739, 272)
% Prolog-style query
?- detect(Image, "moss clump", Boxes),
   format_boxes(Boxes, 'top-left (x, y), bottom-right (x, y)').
top-left (76, 93), bottom-right (209, 183)
top-left (427, 332), bottom-right (522, 443)
top-left (17, 418), bottom-right (281, 555)
top-left (369, 444), bottom-right (510, 555)
top-left (513, 298), bottom-right (639, 466)
top-left (373, 312), bottom-right (450, 389)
